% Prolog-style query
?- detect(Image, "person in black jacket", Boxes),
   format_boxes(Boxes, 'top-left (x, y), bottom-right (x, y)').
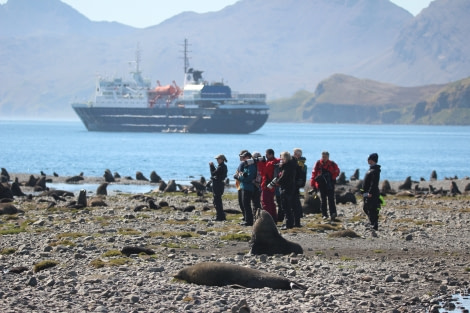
top-left (210, 154), bottom-right (228, 221)
top-left (293, 148), bottom-right (307, 227)
top-left (276, 151), bottom-right (297, 230)
top-left (362, 153), bottom-right (381, 231)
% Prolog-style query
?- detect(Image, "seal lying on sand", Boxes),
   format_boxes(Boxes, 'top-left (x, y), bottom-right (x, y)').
top-left (174, 262), bottom-right (306, 290)
top-left (250, 210), bottom-right (303, 255)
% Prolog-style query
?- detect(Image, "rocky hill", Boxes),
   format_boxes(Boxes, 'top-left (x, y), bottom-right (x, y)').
top-left (0, 0), bottom-right (469, 121)
top-left (269, 75), bottom-right (470, 125)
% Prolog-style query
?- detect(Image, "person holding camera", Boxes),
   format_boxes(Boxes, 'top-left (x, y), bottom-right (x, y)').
top-left (293, 148), bottom-right (307, 227)
top-left (237, 151), bottom-right (256, 226)
top-left (260, 148), bottom-right (280, 222)
top-left (235, 149), bottom-right (249, 223)
top-left (251, 152), bottom-right (263, 213)
top-left (310, 151), bottom-right (340, 221)
top-left (362, 153), bottom-right (381, 231)
top-left (275, 151), bottom-right (297, 230)
top-left (209, 154), bottom-right (228, 221)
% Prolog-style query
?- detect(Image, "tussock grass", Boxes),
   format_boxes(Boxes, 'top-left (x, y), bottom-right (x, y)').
top-left (1, 247), bottom-right (16, 255)
top-left (328, 229), bottom-right (360, 238)
top-left (0, 227), bottom-right (26, 235)
top-left (56, 232), bottom-right (86, 239)
top-left (306, 222), bottom-right (342, 231)
top-left (148, 231), bottom-right (199, 238)
top-left (33, 260), bottom-right (59, 273)
top-left (220, 233), bottom-right (251, 242)
top-left (89, 257), bottom-right (131, 268)
top-left (340, 256), bottom-right (354, 261)
top-left (101, 250), bottom-right (123, 257)
top-left (118, 228), bottom-right (141, 235)
top-left (49, 240), bottom-right (76, 247)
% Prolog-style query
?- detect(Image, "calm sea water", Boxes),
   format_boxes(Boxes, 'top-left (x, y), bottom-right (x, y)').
top-left (1, 120), bottom-right (469, 184)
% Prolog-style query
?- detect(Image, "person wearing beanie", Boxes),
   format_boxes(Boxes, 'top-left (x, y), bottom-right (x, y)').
top-left (362, 153), bottom-right (381, 231)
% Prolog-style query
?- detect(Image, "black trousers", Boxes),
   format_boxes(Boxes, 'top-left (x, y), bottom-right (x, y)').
top-left (363, 196), bottom-right (379, 230)
top-left (293, 188), bottom-right (303, 226)
top-left (319, 186), bottom-right (336, 217)
top-left (280, 188), bottom-right (294, 228)
top-left (212, 182), bottom-right (225, 220)
top-left (242, 189), bottom-right (254, 225)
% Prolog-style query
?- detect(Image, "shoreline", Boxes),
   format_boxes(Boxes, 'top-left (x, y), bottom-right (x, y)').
top-left (6, 172), bottom-right (470, 196)
top-left (1, 172), bottom-right (469, 312)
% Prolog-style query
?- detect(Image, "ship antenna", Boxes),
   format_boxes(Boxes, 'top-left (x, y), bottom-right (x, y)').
top-left (182, 38), bottom-right (191, 74)
top-left (135, 43), bottom-right (141, 74)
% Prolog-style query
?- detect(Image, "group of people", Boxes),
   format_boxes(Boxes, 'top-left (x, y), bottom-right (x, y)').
top-left (209, 149), bottom-right (382, 231)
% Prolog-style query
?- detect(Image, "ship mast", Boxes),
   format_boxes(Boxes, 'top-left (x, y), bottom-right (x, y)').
top-left (183, 38), bottom-right (190, 74)
top-left (131, 43), bottom-right (144, 86)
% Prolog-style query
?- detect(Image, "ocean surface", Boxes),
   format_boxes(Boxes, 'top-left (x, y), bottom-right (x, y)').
top-left (1, 120), bottom-right (469, 186)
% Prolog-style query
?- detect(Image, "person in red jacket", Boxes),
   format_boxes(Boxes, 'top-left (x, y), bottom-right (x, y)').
top-left (260, 148), bottom-right (280, 222)
top-left (310, 151), bottom-right (340, 221)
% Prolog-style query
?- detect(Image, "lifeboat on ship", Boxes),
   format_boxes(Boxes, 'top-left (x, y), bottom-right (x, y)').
top-left (148, 80), bottom-right (182, 107)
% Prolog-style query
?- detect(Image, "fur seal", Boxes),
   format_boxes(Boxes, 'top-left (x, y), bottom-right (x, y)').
top-left (150, 171), bottom-right (162, 183)
top-left (136, 171), bottom-right (149, 181)
top-left (335, 192), bottom-right (356, 204)
top-left (96, 183), bottom-right (108, 195)
top-left (103, 170), bottom-right (115, 183)
top-left (121, 246), bottom-right (155, 256)
top-left (398, 176), bottom-right (412, 190)
top-left (174, 262), bottom-right (306, 290)
top-left (250, 210), bottom-right (303, 255)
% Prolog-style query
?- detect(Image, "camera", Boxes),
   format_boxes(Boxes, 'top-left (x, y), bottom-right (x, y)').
top-left (243, 156), bottom-right (266, 166)
top-left (267, 177), bottom-right (279, 189)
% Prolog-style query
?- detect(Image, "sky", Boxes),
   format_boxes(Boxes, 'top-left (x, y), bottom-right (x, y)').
top-left (0, 0), bottom-right (435, 28)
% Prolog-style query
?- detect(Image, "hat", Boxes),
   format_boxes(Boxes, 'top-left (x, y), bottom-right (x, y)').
top-left (239, 149), bottom-right (248, 157)
top-left (252, 151), bottom-right (261, 158)
top-left (368, 153), bottom-right (378, 163)
top-left (242, 151), bottom-right (252, 158)
top-left (215, 154), bottom-right (227, 162)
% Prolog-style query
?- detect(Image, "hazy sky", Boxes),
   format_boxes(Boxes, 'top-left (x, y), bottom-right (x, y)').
top-left (0, 0), bottom-right (435, 28)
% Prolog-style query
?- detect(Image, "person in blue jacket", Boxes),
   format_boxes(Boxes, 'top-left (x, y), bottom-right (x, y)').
top-left (238, 151), bottom-right (256, 226)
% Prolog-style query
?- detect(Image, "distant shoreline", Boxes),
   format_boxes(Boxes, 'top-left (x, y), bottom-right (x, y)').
top-left (6, 172), bottom-right (469, 196)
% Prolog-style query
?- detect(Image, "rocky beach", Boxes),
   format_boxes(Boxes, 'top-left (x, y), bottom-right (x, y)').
top-left (1, 171), bottom-right (469, 313)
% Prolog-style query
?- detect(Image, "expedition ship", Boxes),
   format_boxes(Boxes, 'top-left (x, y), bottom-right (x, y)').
top-left (72, 40), bottom-right (269, 133)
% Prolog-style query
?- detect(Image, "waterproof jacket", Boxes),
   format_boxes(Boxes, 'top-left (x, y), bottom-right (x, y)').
top-left (210, 162), bottom-right (227, 194)
top-left (310, 159), bottom-right (340, 189)
top-left (238, 163), bottom-right (257, 191)
top-left (294, 156), bottom-right (307, 189)
top-left (362, 164), bottom-right (381, 198)
top-left (277, 158), bottom-right (296, 192)
top-left (260, 157), bottom-right (280, 191)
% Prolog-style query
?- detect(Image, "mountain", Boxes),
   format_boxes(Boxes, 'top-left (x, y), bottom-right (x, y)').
top-left (356, 0), bottom-right (470, 86)
top-left (0, 0), bottom-right (469, 121)
top-left (269, 74), bottom-right (470, 125)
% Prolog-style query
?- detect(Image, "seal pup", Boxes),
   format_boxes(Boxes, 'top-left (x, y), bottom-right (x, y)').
top-left (174, 262), bottom-right (306, 290)
top-left (250, 210), bottom-right (303, 255)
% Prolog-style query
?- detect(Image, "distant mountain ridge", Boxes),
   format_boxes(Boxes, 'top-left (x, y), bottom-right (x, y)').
top-left (0, 0), bottom-right (469, 123)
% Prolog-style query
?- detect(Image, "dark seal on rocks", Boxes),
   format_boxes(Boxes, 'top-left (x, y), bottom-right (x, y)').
top-left (150, 171), bottom-right (162, 183)
top-left (96, 183), bottom-right (108, 196)
top-left (121, 246), bottom-right (155, 256)
top-left (174, 262), bottom-right (306, 290)
top-left (103, 170), bottom-right (115, 183)
top-left (136, 171), bottom-right (149, 181)
top-left (250, 210), bottom-right (303, 255)
top-left (399, 176), bottom-right (412, 190)
top-left (302, 191), bottom-right (321, 214)
top-left (335, 192), bottom-right (356, 204)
